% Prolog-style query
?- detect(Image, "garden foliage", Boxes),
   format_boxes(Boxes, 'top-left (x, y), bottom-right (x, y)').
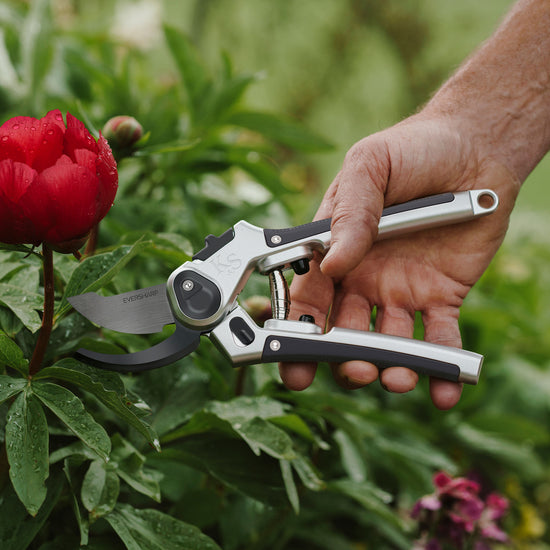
top-left (0, 1), bottom-right (549, 549)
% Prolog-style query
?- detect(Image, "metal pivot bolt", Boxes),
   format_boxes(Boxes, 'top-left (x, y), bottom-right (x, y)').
top-left (182, 280), bottom-right (194, 291)
top-left (270, 340), bottom-right (281, 351)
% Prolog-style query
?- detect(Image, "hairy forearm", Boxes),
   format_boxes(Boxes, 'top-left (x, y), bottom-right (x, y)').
top-left (424, 0), bottom-right (550, 183)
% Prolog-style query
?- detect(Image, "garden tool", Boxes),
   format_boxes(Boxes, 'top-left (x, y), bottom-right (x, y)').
top-left (69, 189), bottom-right (498, 384)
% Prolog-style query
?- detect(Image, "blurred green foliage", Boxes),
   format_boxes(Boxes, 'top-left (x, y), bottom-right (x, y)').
top-left (0, 0), bottom-right (549, 548)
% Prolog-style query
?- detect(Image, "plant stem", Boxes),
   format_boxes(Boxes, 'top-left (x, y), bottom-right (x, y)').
top-left (28, 244), bottom-right (55, 377)
top-left (84, 224), bottom-right (99, 256)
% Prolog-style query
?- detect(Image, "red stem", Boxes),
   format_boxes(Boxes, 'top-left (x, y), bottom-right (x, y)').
top-left (84, 224), bottom-right (99, 257)
top-left (28, 244), bottom-right (55, 377)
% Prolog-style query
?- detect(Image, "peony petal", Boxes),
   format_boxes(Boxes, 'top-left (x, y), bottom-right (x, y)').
top-left (43, 109), bottom-right (66, 133)
top-left (95, 133), bottom-right (118, 220)
top-left (0, 113), bottom-right (64, 172)
top-left (73, 148), bottom-right (98, 174)
top-left (64, 112), bottom-right (98, 160)
top-left (0, 159), bottom-right (41, 244)
top-left (22, 162), bottom-right (100, 244)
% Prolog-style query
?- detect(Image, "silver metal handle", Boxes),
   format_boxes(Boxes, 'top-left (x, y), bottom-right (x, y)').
top-left (209, 308), bottom-right (482, 384)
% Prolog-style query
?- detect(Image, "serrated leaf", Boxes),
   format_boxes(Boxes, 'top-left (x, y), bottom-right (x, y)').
top-left (0, 282), bottom-right (43, 333)
top-left (36, 359), bottom-right (160, 450)
top-left (227, 110), bottom-right (334, 152)
top-left (56, 239), bottom-right (152, 318)
top-left (0, 333), bottom-right (28, 375)
top-left (0, 375), bottom-right (26, 404)
top-left (106, 503), bottom-right (222, 550)
top-left (5, 391), bottom-right (49, 516)
top-left (32, 381), bottom-right (111, 460)
top-left (81, 459), bottom-right (120, 518)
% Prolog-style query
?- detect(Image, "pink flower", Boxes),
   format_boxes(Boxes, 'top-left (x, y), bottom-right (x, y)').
top-left (411, 472), bottom-right (510, 549)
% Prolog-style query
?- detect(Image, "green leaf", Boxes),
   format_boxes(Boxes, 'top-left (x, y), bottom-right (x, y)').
top-left (165, 396), bottom-right (296, 460)
top-left (456, 423), bottom-right (544, 480)
top-left (36, 359), bottom-right (160, 450)
top-left (0, 332), bottom-right (28, 375)
top-left (56, 239), bottom-right (152, 318)
top-left (207, 395), bottom-right (288, 421)
top-left (226, 111), bottom-right (334, 152)
top-left (63, 458), bottom-right (89, 546)
top-left (291, 454), bottom-right (325, 492)
top-left (0, 375), bottom-right (26, 404)
top-left (0, 467), bottom-right (64, 550)
top-left (164, 25), bottom-right (210, 120)
top-left (164, 435), bottom-right (289, 506)
top-left (0, 244), bottom-right (34, 255)
top-left (106, 503), bottom-right (222, 550)
top-left (328, 479), bottom-right (406, 531)
top-left (81, 459), bottom-right (120, 518)
top-left (110, 434), bottom-right (160, 502)
top-left (31, 381), bottom-right (111, 460)
top-left (0, 283), bottom-right (43, 333)
top-left (134, 138), bottom-right (201, 157)
top-left (21, 0), bottom-right (53, 104)
top-left (280, 459), bottom-right (299, 514)
top-left (333, 429), bottom-right (367, 483)
top-left (5, 391), bottom-right (49, 516)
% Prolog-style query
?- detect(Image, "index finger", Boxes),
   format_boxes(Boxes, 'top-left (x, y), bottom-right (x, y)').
top-left (278, 254), bottom-right (334, 390)
top-left (320, 139), bottom-right (390, 280)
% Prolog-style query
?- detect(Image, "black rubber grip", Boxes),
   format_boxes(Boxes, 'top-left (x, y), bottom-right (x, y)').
top-left (263, 193), bottom-right (455, 248)
top-left (193, 228), bottom-right (235, 260)
top-left (381, 193), bottom-right (454, 216)
top-left (264, 218), bottom-right (331, 248)
top-left (261, 336), bottom-right (460, 382)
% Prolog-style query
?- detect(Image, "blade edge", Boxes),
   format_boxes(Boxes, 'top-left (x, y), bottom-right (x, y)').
top-left (68, 284), bottom-right (174, 334)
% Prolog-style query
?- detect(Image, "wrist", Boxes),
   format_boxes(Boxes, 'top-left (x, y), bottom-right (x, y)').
top-left (422, 0), bottom-right (550, 185)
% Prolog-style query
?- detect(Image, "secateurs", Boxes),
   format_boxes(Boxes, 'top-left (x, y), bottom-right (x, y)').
top-left (69, 189), bottom-right (498, 385)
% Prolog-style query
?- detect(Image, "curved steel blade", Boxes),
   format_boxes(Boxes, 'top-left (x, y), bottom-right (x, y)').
top-left (75, 321), bottom-right (201, 372)
top-left (69, 284), bottom-right (174, 334)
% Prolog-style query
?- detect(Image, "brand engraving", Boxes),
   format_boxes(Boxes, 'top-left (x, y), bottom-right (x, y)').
top-left (211, 253), bottom-right (242, 274)
top-left (122, 288), bottom-right (159, 304)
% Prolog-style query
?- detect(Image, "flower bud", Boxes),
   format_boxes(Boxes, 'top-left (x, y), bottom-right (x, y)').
top-left (102, 116), bottom-right (143, 149)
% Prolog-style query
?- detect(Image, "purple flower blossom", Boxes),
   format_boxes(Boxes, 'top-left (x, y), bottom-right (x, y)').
top-left (411, 471), bottom-right (510, 549)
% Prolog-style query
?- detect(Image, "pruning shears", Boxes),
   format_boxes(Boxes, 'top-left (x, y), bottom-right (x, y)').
top-left (69, 189), bottom-right (498, 385)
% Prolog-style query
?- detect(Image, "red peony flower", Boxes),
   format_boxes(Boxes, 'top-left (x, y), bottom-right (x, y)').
top-left (0, 110), bottom-right (118, 250)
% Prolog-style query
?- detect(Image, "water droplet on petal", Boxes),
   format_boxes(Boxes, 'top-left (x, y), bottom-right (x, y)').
top-left (12, 124), bottom-right (19, 130)
top-left (47, 129), bottom-right (54, 135)
top-left (1, 136), bottom-right (8, 142)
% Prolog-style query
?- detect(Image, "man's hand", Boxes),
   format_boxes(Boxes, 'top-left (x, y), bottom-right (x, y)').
top-left (279, 114), bottom-right (519, 409)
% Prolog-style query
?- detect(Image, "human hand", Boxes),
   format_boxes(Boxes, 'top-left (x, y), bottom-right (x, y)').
top-left (279, 113), bottom-right (519, 409)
